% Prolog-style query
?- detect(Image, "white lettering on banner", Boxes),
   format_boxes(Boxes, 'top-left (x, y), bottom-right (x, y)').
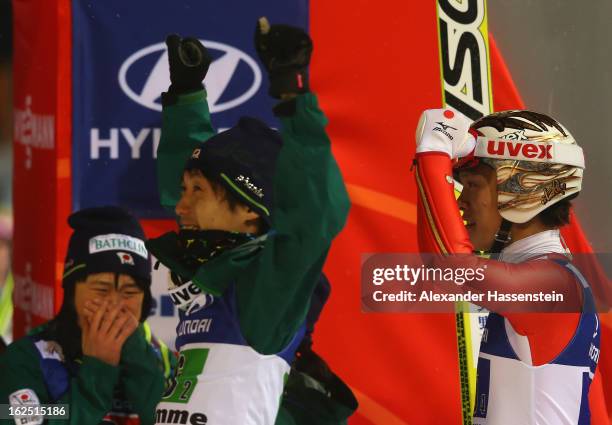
top-left (14, 95), bottom-right (55, 169)
top-left (91, 128), bottom-right (118, 159)
top-left (122, 128), bottom-right (150, 159)
top-left (90, 128), bottom-right (161, 160)
top-left (14, 96), bottom-right (55, 150)
top-left (13, 265), bottom-right (54, 321)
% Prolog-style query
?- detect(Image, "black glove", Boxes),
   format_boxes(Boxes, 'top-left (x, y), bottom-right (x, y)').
top-left (162, 34), bottom-right (212, 105)
top-left (254, 17), bottom-right (313, 98)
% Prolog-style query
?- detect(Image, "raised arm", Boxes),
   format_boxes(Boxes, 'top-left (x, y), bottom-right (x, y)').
top-left (236, 19), bottom-right (350, 354)
top-left (240, 92), bottom-right (350, 354)
top-left (157, 35), bottom-right (215, 208)
top-left (414, 109), bottom-right (474, 255)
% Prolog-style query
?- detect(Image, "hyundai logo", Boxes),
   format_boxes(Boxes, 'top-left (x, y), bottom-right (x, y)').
top-left (118, 40), bottom-right (262, 113)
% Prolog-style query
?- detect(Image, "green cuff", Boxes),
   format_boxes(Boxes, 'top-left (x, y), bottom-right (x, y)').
top-left (176, 90), bottom-right (207, 106)
top-left (80, 356), bottom-right (120, 374)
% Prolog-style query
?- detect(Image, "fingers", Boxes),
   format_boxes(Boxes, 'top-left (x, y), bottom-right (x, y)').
top-left (255, 17), bottom-right (270, 56)
top-left (86, 299), bottom-right (129, 338)
top-left (83, 303), bottom-right (96, 321)
top-left (81, 301), bottom-right (137, 366)
top-left (114, 311), bottom-right (138, 345)
top-left (166, 34), bottom-right (181, 50)
top-left (99, 301), bottom-right (123, 336)
top-left (109, 309), bottom-right (131, 341)
top-left (89, 298), bottom-right (108, 333)
top-left (258, 17), bottom-right (271, 35)
top-left (83, 297), bottom-right (104, 321)
top-left (166, 34), bottom-right (181, 68)
top-left (179, 38), bottom-right (206, 67)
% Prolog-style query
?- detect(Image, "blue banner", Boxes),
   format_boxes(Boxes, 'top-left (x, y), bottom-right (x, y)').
top-left (72, 0), bottom-right (308, 217)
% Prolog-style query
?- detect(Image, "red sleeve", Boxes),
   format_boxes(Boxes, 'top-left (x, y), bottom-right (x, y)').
top-left (415, 152), bottom-right (473, 255)
top-left (440, 254), bottom-right (583, 316)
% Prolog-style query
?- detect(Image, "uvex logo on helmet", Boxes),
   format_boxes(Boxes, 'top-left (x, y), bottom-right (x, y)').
top-left (486, 140), bottom-right (553, 160)
top-left (118, 40), bottom-right (262, 113)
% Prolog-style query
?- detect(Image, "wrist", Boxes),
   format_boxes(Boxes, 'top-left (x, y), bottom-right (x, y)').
top-left (169, 82), bottom-right (204, 94)
top-left (82, 354), bottom-right (121, 370)
top-left (269, 69), bottom-right (309, 99)
top-left (162, 87), bottom-right (206, 107)
top-left (120, 325), bottom-right (146, 359)
top-left (416, 141), bottom-right (452, 157)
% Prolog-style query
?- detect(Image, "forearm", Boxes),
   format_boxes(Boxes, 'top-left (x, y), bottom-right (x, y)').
top-left (275, 93), bottom-right (351, 252)
top-left (158, 90), bottom-right (215, 208)
top-left (120, 327), bottom-right (165, 424)
top-left (414, 152), bottom-right (473, 254)
top-left (239, 94), bottom-right (349, 353)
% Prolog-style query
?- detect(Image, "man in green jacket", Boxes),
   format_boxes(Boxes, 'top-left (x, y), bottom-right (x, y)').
top-left (0, 207), bottom-right (173, 425)
top-left (146, 18), bottom-right (350, 425)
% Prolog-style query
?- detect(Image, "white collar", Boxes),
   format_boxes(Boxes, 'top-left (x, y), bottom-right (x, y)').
top-left (498, 229), bottom-right (570, 263)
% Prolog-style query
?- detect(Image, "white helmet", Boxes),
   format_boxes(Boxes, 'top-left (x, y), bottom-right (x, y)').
top-left (459, 110), bottom-right (585, 224)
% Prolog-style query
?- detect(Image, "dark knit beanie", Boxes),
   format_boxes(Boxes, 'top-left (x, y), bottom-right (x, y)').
top-left (62, 206), bottom-right (151, 288)
top-left (184, 117), bottom-right (283, 225)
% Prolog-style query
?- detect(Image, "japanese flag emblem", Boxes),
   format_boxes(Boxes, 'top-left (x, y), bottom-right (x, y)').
top-left (117, 252), bottom-right (135, 265)
top-left (9, 388), bottom-right (43, 424)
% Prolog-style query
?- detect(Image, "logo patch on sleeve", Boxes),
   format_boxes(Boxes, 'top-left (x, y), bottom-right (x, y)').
top-left (8, 389), bottom-right (43, 425)
top-left (9, 389), bottom-right (40, 406)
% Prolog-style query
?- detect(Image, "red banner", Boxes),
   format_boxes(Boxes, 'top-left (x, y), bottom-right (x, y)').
top-left (12, 0), bottom-right (72, 337)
